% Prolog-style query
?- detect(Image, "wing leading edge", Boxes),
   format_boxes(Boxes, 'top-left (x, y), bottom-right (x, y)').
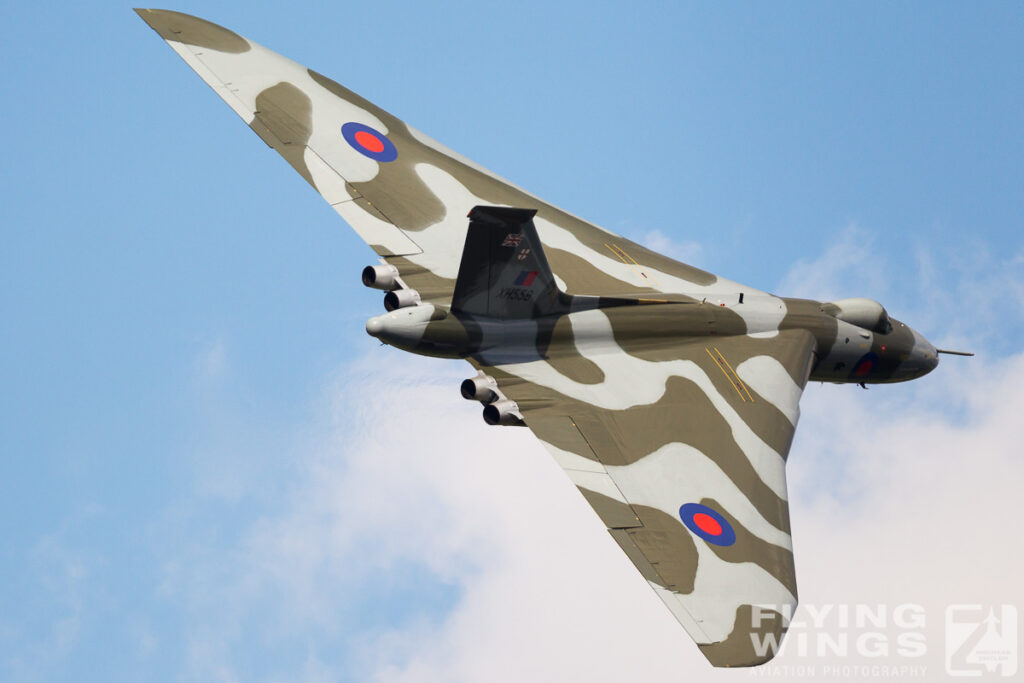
top-left (136, 8), bottom-right (772, 309)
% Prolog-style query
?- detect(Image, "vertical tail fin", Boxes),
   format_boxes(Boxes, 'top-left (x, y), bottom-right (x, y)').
top-left (451, 206), bottom-right (572, 319)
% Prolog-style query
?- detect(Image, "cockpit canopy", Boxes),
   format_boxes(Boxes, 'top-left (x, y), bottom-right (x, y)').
top-left (824, 297), bottom-right (893, 334)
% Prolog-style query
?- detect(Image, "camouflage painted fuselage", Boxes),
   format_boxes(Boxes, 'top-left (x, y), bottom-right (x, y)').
top-left (367, 295), bottom-right (938, 385)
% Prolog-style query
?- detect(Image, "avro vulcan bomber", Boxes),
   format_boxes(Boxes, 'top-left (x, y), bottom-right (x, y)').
top-left (137, 9), bottom-right (970, 667)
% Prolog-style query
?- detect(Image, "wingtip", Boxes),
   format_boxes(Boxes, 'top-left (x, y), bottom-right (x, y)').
top-left (132, 8), bottom-right (251, 54)
top-left (695, 604), bottom-right (791, 668)
top-left (698, 642), bottom-right (782, 668)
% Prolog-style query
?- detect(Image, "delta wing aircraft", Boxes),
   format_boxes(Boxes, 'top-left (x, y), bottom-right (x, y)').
top-left (138, 9), bottom-right (969, 667)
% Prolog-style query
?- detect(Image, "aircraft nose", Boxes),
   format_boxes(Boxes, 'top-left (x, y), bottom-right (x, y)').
top-left (906, 328), bottom-right (939, 378)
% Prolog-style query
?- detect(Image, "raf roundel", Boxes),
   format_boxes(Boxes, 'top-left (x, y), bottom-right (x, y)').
top-left (342, 122), bottom-right (398, 162)
top-left (852, 351), bottom-right (879, 379)
top-left (679, 503), bottom-right (737, 546)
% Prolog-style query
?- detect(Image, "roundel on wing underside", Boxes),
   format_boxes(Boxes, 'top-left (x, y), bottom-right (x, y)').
top-left (341, 122), bottom-right (398, 162)
top-left (679, 503), bottom-right (736, 546)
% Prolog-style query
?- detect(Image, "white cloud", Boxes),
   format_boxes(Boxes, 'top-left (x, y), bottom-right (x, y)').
top-left (910, 240), bottom-right (1024, 352)
top-left (641, 229), bottom-right (704, 266)
top-left (785, 353), bottom-right (1024, 673)
top-left (3, 508), bottom-right (105, 681)
top-left (775, 223), bottom-right (888, 302)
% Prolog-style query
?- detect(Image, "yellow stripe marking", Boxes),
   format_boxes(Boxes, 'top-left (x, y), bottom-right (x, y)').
top-left (604, 243), bottom-right (660, 287)
top-left (714, 346), bottom-right (755, 402)
top-left (706, 347), bottom-right (747, 402)
top-left (604, 242), bottom-right (629, 263)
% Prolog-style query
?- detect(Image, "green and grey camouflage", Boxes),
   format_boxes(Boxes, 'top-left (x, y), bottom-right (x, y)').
top-left (137, 9), bottom-right (963, 668)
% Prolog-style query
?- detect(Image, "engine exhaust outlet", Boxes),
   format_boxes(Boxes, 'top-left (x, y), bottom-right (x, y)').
top-left (383, 288), bottom-right (421, 311)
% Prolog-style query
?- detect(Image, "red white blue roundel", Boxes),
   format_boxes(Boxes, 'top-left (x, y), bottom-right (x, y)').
top-left (852, 351), bottom-right (879, 379)
top-left (679, 503), bottom-right (736, 546)
top-left (342, 122), bottom-right (398, 162)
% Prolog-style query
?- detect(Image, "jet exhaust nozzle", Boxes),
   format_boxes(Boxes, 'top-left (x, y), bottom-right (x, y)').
top-left (483, 399), bottom-right (523, 426)
top-left (362, 264), bottom-right (400, 290)
top-left (461, 373), bottom-right (498, 403)
top-left (384, 288), bottom-right (421, 311)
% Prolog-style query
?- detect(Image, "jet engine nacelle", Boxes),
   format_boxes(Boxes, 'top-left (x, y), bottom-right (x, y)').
top-left (383, 288), bottom-right (421, 311)
top-left (826, 297), bottom-right (892, 334)
top-left (483, 399), bottom-right (524, 426)
top-left (362, 264), bottom-right (400, 290)
top-left (461, 373), bottom-right (498, 403)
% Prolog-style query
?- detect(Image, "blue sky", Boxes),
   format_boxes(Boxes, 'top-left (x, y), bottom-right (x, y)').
top-left (1, 2), bottom-right (1022, 681)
